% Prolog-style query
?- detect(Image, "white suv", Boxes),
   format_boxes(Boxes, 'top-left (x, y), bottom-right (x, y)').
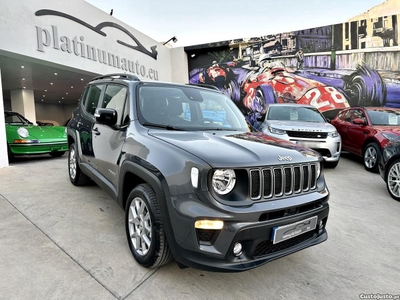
top-left (260, 104), bottom-right (341, 168)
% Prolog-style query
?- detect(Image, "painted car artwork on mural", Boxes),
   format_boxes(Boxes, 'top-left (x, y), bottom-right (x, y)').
top-left (187, 14), bottom-right (400, 127)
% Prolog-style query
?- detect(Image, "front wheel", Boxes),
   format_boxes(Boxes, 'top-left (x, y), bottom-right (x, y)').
top-left (125, 184), bottom-right (173, 268)
top-left (7, 145), bottom-right (14, 163)
top-left (363, 143), bottom-right (381, 173)
top-left (68, 143), bottom-right (90, 186)
top-left (386, 159), bottom-right (400, 201)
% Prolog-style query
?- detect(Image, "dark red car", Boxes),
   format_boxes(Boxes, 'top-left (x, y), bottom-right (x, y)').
top-left (332, 107), bottom-right (400, 172)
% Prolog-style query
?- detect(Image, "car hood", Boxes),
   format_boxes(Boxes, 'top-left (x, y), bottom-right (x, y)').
top-left (6, 124), bottom-right (66, 142)
top-left (374, 126), bottom-right (400, 134)
top-left (149, 130), bottom-right (321, 168)
top-left (264, 121), bottom-right (336, 132)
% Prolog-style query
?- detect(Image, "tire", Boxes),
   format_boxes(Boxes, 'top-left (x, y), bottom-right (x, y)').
top-left (68, 143), bottom-right (90, 186)
top-left (385, 158), bottom-right (400, 201)
top-left (125, 184), bottom-right (173, 268)
top-left (7, 145), bottom-right (15, 163)
top-left (325, 160), bottom-right (339, 168)
top-left (223, 79), bottom-right (240, 102)
top-left (50, 151), bottom-right (65, 158)
top-left (254, 88), bottom-right (267, 114)
top-left (344, 62), bottom-right (386, 107)
top-left (363, 143), bottom-right (381, 173)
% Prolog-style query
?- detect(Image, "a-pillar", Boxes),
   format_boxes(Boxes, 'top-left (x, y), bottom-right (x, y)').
top-left (0, 68), bottom-right (9, 168)
top-left (10, 89), bottom-right (36, 124)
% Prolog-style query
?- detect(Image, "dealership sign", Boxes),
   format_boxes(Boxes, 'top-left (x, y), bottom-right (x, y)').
top-left (34, 9), bottom-right (159, 80)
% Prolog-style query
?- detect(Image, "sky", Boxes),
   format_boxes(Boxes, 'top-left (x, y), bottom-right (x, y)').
top-left (85, 0), bottom-right (386, 47)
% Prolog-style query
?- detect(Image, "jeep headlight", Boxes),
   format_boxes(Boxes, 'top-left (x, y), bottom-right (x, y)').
top-left (17, 127), bottom-right (29, 138)
top-left (268, 126), bottom-right (286, 135)
top-left (212, 169), bottom-right (236, 195)
top-left (328, 131), bottom-right (339, 138)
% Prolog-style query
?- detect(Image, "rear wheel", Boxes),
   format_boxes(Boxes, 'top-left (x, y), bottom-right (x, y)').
top-left (68, 143), bottom-right (90, 186)
top-left (50, 151), bottom-right (65, 158)
top-left (363, 143), bottom-right (381, 173)
top-left (125, 184), bottom-right (173, 268)
top-left (386, 159), bottom-right (400, 201)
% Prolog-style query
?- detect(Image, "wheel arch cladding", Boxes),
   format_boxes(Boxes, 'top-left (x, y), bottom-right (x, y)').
top-left (363, 138), bottom-right (381, 152)
top-left (119, 160), bottom-right (169, 211)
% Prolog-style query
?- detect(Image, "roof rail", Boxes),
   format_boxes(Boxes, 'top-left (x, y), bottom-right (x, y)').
top-left (186, 83), bottom-right (220, 91)
top-left (91, 73), bottom-right (140, 82)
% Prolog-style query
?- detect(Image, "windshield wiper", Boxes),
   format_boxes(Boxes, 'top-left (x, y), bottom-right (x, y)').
top-left (142, 122), bottom-right (185, 131)
top-left (202, 128), bottom-right (238, 131)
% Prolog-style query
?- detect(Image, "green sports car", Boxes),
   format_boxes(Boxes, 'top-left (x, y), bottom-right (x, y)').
top-left (4, 111), bottom-right (68, 160)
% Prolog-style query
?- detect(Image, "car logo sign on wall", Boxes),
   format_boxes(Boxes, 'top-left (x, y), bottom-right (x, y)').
top-left (35, 9), bottom-right (158, 60)
top-left (278, 155), bottom-right (292, 162)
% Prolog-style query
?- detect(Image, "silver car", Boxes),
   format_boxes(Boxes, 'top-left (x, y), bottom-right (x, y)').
top-left (260, 104), bottom-right (341, 168)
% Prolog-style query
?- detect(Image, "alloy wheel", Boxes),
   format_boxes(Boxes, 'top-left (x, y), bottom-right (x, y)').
top-left (69, 148), bottom-right (77, 180)
top-left (388, 162), bottom-right (400, 198)
top-left (128, 197), bottom-right (152, 256)
top-left (364, 146), bottom-right (377, 169)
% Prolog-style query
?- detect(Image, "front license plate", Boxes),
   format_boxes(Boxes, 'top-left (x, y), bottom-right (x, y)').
top-left (272, 216), bottom-right (318, 244)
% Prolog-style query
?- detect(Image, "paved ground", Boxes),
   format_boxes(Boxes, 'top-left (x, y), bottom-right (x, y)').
top-left (0, 153), bottom-right (399, 300)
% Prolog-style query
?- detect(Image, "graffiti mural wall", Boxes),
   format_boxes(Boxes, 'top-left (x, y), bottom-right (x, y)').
top-left (185, 15), bottom-right (400, 126)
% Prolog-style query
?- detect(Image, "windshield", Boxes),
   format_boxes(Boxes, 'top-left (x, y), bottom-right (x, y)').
top-left (367, 109), bottom-right (400, 126)
top-left (137, 85), bottom-right (249, 131)
top-left (267, 106), bottom-right (325, 123)
top-left (4, 112), bottom-right (31, 125)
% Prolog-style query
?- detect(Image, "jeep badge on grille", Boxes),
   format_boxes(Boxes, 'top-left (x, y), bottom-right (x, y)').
top-left (278, 155), bottom-right (292, 162)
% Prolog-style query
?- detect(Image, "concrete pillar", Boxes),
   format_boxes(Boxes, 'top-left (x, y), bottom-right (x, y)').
top-left (11, 89), bottom-right (36, 124)
top-left (0, 69), bottom-right (9, 168)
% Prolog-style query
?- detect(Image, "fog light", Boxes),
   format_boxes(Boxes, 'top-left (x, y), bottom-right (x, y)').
top-left (319, 220), bottom-right (324, 230)
top-left (194, 220), bottom-right (224, 230)
top-left (233, 242), bottom-right (243, 257)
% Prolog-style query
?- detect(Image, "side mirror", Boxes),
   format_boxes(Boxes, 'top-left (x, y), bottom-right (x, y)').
top-left (94, 108), bottom-right (117, 126)
top-left (353, 118), bottom-right (365, 125)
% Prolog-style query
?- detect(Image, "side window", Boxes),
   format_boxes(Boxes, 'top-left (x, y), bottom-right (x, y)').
top-left (101, 84), bottom-right (128, 125)
top-left (80, 86), bottom-right (89, 105)
top-left (352, 109), bottom-right (367, 123)
top-left (84, 85), bottom-right (103, 115)
top-left (344, 110), bottom-right (353, 122)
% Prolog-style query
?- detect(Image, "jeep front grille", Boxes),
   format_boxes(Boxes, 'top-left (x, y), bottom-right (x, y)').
top-left (250, 163), bottom-right (318, 200)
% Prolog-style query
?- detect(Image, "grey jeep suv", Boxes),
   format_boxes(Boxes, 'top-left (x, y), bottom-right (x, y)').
top-left (67, 73), bottom-right (329, 272)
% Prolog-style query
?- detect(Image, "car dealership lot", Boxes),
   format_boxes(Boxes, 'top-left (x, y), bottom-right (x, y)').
top-left (0, 154), bottom-right (399, 300)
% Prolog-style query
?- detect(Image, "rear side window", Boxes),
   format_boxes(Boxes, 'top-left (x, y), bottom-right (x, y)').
top-left (84, 85), bottom-right (103, 115)
top-left (101, 84), bottom-right (128, 125)
top-left (344, 110), bottom-right (353, 122)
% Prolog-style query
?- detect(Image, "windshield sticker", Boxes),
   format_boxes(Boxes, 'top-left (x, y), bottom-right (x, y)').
top-left (388, 114), bottom-right (398, 125)
top-left (290, 110), bottom-right (299, 121)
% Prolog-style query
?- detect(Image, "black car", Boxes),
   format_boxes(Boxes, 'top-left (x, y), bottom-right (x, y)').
top-left (379, 139), bottom-right (400, 201)
top-left (67, 73), bottom-right (329, 272)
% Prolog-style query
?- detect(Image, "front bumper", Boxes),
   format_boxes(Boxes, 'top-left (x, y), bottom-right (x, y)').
top-left (266, 133), bottom-right (341, 162)
top-left (166, 188), bottom-right (329, 272)
top-left (9, 142), bottom-right (68, 155)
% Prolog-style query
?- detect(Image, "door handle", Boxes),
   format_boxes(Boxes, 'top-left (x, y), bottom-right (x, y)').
top-left (92, 128), bottom-right (101, 135)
